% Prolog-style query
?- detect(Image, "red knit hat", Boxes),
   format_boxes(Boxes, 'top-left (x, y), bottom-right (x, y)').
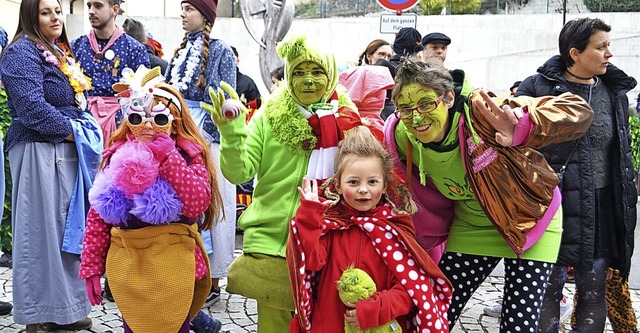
top-left (182, 0), bottom-right (218, 24)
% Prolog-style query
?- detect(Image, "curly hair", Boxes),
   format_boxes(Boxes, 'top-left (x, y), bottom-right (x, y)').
top-left (321, 126), bottom-right (417, 215)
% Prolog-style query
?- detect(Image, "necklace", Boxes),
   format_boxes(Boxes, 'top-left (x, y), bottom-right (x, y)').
top-left (34, 39), bottom-right (92, 109)
top-left (169, 36), bottom-right (204, 92)
top-left (565, 68), bottom-right (594, 81)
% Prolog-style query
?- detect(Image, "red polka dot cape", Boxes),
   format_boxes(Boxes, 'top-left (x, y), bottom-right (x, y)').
top-left (287, 201), bottom-right (452, 333)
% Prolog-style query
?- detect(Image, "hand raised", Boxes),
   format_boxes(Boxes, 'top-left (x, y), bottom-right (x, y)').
top-left (473, 89), bottom-right (524, 147)
top-left (201, 81), bottom-right (247, 126)
top-left (298, 177), bottom-right (320, 202)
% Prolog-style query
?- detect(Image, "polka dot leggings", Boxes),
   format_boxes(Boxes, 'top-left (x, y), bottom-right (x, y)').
top-left (439, 252), bottom-right (553, 333)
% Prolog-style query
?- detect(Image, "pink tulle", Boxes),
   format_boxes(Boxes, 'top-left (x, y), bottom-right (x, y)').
top-left (110, 141), bottom-right (160, 197)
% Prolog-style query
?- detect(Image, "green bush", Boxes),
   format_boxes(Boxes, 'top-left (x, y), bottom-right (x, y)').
top-left (629, 113), bottom-right (640, 172)
top-left (420, 0), bottom-right (482, 15)
top-left (584, 0), bottom-right (640, 12)
top-left (0, 88), bottom-right (12, 253)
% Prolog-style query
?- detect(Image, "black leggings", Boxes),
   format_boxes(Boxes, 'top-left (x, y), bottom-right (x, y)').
top-left (439, 252), bottom-right (552, 333)
top-left (538, 258), bottom-right (609, 333)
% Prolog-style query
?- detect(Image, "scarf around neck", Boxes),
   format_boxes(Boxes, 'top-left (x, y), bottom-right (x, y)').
top-left (288, 202), bottom-right (452, 332)
top-left (89, 26), bottom-right (125, 60)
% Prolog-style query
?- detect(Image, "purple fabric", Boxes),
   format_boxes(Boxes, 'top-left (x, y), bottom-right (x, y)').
top-left (130, 178), bottom-right (183, 225)
top-left (382, 116), bottom-right (454, 255)
top-left (89, 169), bottom-right (132, 227)
top-left (92, 185), bottom-right (132, 227)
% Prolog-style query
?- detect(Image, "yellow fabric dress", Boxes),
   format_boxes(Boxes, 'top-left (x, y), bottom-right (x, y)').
top-left (106, 223), bottom-right (211, 333)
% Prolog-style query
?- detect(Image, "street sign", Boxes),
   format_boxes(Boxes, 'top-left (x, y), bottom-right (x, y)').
top-left (376, 0), bottom-right (420, 12)
top-left (379, 13), bottom-right (417, 34)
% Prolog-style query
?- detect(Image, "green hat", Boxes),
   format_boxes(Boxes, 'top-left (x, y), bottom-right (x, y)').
top-left (277, 36), bottom-right (338, 106)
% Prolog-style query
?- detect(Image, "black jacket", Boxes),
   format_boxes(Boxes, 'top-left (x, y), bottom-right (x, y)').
top-left (146, 44), bottom-right (168, 74)
top-left (236, 69), bottom-right (262, 109)
top-left (516, 55), bottom-right (637, 279)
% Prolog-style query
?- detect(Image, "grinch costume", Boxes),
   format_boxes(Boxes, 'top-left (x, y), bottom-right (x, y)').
top-left (210, 36), bottom-right (362, 332)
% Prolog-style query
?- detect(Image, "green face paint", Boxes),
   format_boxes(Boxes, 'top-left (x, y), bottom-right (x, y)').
top-left (291, 61), bottom-right (329, 106)
top-left (396, 82), bottom-right (449, 143)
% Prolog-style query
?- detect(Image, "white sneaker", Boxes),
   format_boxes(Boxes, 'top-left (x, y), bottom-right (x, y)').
top-left (483, 303), bottom-right (502, 318)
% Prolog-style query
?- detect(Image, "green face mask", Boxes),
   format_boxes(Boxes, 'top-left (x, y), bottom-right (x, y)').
top-left (396, 82), bottom-right (449, 143)
top-left (290, 61), bottom-right (329, 106)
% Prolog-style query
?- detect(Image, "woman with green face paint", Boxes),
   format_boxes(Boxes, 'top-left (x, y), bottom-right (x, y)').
top-left (382, 58), bottom-right (594, 332)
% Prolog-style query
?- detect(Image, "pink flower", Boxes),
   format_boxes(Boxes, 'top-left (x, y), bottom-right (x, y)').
top-left (110, 141), bottom-right (160, 197)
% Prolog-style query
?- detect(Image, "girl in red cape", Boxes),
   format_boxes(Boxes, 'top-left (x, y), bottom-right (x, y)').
top-left (287, 126), bottom-right (452, 333)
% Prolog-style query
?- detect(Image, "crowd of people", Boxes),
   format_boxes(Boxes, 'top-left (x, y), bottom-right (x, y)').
top-left (0, 0), bottom-right (638, 333)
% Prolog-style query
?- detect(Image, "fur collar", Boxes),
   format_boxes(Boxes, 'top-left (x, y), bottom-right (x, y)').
top-left (266, 85), bottom-right (354, 155)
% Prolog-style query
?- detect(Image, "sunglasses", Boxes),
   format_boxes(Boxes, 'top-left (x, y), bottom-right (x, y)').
top-left (394, 94), bottom-right (445, 120)
top-left (126, 102), bottom-right (174, 127)
top-left (127, 112), bottom-right (172, 126)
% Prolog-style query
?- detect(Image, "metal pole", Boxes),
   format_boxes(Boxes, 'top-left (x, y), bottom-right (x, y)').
top-left (450, 0), bottom-right (453, 15)
top-left (496, 0), bottom-right (499, 14)
top-left (231, 0), bottom-right (235, 17)
top-left (562, 0), bottom-right (567, 25)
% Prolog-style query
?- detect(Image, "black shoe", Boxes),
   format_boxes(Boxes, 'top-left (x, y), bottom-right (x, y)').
top-left (0, 252), bottom-right (12, 268)
top-left (47, 317), bottom-right (92, 330)
top-left (204, 287), bottom-right (221, 307)
top-left (102, 277), bottom-right (114, 302)
top-left (0, 301), bottom-right (12, 315)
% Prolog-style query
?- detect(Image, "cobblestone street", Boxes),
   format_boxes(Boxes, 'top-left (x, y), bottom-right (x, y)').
top-left (0, 241), bottom-right (638, 332)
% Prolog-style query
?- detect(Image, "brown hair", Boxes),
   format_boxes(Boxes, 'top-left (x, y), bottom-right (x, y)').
top-left (173, 21), bottom-right (212, 90)
top-left (358, 39), bottom-right (391, 66)
top-left (391, 57), bottom-right (454, 105)
top-left (2, 0), bottom-right (75, 62)
top-left (103, 83), bottom-right (223, 230)
top-left (122, 18), bottom-right (147, 44)
top-left (322, 126), bottom-right (417, 215)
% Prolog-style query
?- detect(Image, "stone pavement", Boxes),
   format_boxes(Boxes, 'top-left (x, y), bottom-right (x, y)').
top-left (1, 251), bottom-right (639, 332)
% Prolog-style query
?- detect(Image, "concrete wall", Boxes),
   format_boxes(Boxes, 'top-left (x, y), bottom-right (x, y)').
top-left (2, 4), bottom-right (639, 101)
top-left (125, 12), bottom-right (639, 100)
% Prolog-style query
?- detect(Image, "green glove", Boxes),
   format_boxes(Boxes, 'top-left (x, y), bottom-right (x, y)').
top-left (200, 81), bottom-right (247, 127)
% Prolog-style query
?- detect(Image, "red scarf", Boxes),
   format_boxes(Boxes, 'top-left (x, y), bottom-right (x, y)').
top-left (287, 202), bottom-right (452, 332)
top-left (305, 91), bottom-right (343, 180)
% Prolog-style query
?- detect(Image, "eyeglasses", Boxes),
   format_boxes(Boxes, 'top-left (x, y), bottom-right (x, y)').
top-left (394, 94), bottom-right (445, 120)
top-left (374, 51), bottom-right (392, 59)
top-left (127, 111), bottom-right (173, 127)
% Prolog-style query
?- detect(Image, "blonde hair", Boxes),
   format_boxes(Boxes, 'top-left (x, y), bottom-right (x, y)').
top-left (322, 126), bottom-right (417, 215)
top-left (102, 83), bottom-right (223, 230)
